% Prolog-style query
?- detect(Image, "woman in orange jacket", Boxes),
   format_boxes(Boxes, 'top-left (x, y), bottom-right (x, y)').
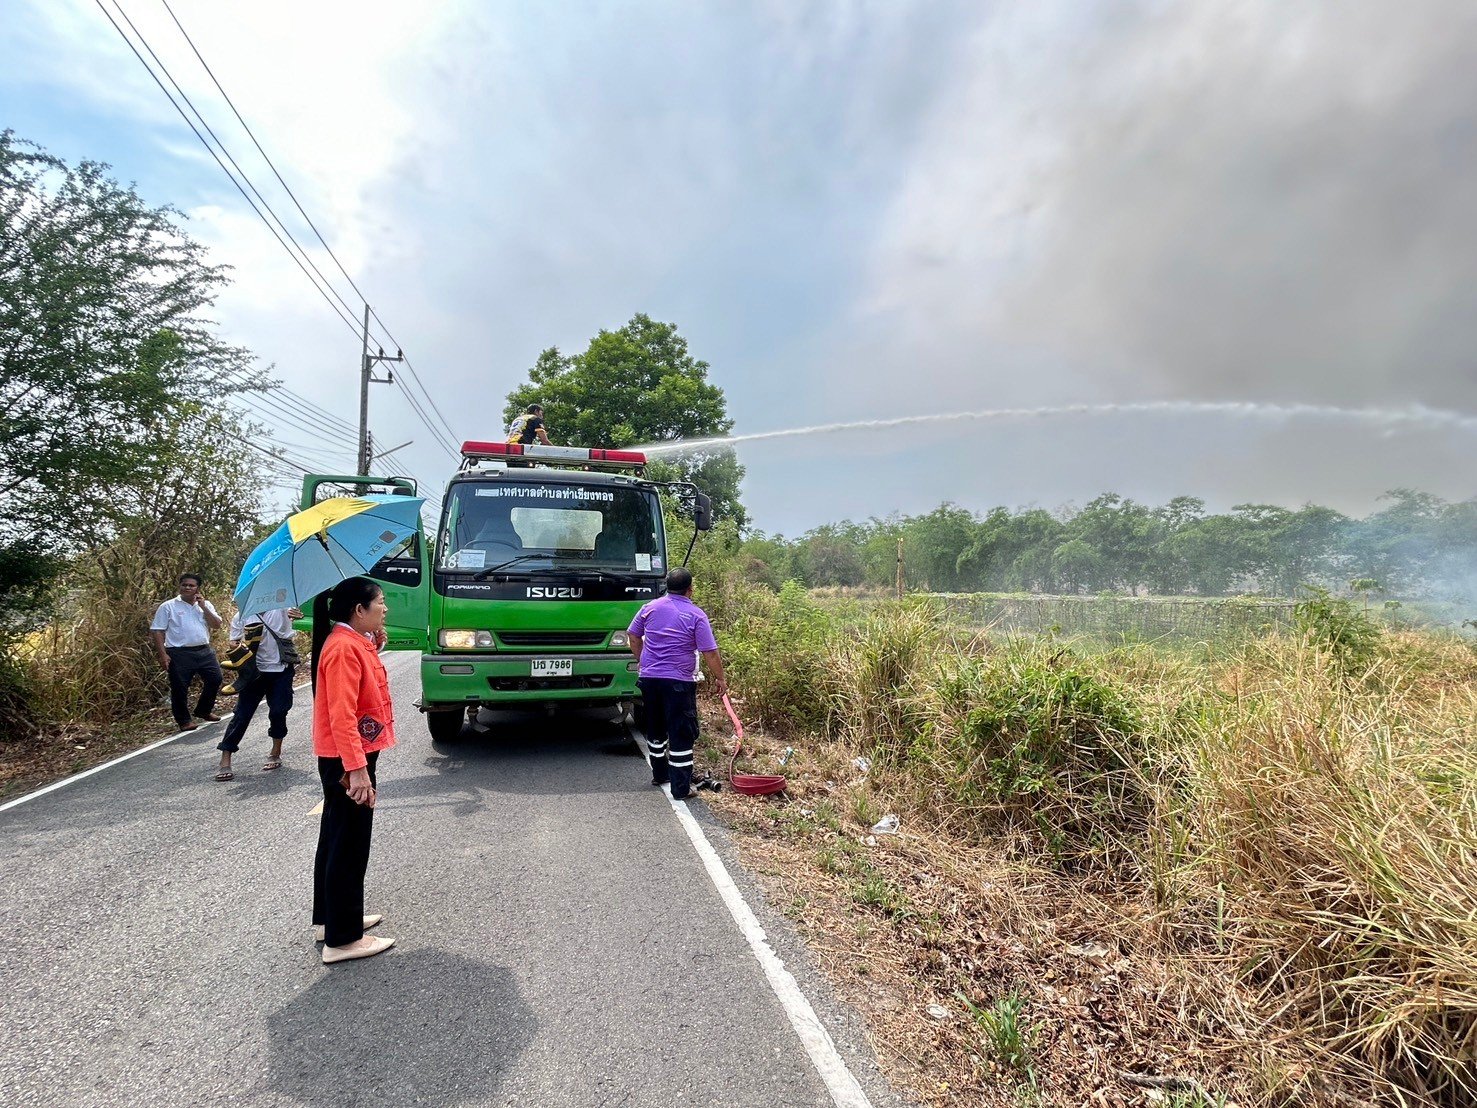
top-left (310, 576), bottom-right (397, 964)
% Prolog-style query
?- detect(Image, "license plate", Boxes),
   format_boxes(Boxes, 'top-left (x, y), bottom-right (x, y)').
top-left (531, 657), bottom-right (573, 678)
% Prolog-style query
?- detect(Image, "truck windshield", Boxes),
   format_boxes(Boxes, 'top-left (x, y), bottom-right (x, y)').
top-left (438, 482), bottom-right (664, 574)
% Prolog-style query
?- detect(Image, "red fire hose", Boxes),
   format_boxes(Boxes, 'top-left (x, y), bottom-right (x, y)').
top-left (723, 694), bottom-right (787, 796)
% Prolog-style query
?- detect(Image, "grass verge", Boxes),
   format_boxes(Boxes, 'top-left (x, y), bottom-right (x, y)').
top-left (698, 581), bottom-right (1477, 1106)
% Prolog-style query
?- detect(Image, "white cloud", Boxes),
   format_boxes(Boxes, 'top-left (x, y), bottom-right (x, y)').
top-left (8, 0), bottom-right (1476, 529)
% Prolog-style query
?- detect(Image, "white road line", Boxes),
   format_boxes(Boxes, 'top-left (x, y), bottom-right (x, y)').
top-left (635, 733), bottom-right (875, 1108)
top-left (0, 716), bottom-right (233, 814)
top-left (0, 678), bottom-right (314, 816)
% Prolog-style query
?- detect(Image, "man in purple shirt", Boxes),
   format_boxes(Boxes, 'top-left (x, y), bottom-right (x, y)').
top-left (627, 567), bottom-right (727, 801)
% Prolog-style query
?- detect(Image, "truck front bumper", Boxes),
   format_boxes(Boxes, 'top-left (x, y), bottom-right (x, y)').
top-left (419, 652), bottom-right (640, 707)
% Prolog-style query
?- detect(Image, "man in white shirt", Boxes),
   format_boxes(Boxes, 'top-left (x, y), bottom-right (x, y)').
top-left (148, 573), bottom-right (224, 732)
top-left (215, 606), bottom-right (302, 781)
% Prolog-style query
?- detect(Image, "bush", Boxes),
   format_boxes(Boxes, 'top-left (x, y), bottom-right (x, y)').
top-left (720, 580), bottom-right (841, 734)
top-left (1294, 585), bottom-right (1381, 671)
top-left (829, 599), bottom-right (943, 754)
top-left (918, 639), bottom-right (1150, 865)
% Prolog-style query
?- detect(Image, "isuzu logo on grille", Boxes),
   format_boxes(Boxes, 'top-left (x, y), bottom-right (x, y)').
top-left (527, 586), bottom-right (584, 599)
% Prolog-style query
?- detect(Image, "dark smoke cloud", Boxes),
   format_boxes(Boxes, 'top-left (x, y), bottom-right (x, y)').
top-left (1005, 1), bottom-right (1477, 410)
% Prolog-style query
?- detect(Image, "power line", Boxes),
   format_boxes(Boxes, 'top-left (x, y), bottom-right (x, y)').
top-left (104, 0), bottom-right (463, 477)
top-left (230, 390), bottom-right (357, 449)
top-left (393, 378), bottom-right (460, 459)
top-left (266, 381), bottom-right (358, 437)
top-left (370, 307), bottom-right (462, 445)
top-left (215, 366), bottom-right (361, 447)
top-left (158, 0), bottom-right (464, 454)
top-left (96, 0), bottom-right (364, 341)
top-left (158, 0), bottom-right (380, 329)
top-left (232, 392), bottom-right (358, 452)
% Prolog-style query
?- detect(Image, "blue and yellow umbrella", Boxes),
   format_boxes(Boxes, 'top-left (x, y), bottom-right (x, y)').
top-left (233, 494), bottom-right (424, 617)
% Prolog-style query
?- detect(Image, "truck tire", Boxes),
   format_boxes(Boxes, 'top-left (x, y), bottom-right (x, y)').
top-left (426, 708), bottom-right (465, 743)
top-left (624, 697), bottom-right (647, 735)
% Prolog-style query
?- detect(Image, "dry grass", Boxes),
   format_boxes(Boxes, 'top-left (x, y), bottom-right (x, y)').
top-left (707, 591), bottom-right (1477, 1106)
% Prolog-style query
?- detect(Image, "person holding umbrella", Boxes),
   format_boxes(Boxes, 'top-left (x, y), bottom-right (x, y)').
top-left (311, 576), bottom-right (397, 964)
top-left (231, 493), bottom-right (425, 964)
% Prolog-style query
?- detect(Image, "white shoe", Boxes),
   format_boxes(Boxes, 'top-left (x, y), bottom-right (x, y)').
top-left (322, 934), bottom-right (395, 964)
top-left (313, 913), bottom-right (384, 943)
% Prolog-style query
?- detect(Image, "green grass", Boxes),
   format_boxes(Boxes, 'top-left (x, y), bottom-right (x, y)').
top-left (959, 991), bottom-right (1035, 1080)
top-left (712, 570), bottom-right (1477, 1105)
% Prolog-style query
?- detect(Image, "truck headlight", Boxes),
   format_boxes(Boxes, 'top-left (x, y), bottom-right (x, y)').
top-left (439, 629), bottom-right (493, 650)
top-left (609, 630), bottom-right (630, 649)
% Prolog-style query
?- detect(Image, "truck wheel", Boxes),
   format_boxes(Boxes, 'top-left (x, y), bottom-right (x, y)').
top-left (426, 708), bottom-right (465, 743)
top-left (624, 698), bottom-right (647, 734)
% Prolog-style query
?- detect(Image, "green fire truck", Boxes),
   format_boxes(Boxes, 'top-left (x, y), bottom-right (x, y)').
top-left (300, 440), bottom-right (712, 741)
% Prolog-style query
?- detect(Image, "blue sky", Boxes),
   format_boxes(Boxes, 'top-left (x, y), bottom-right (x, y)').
top-left (5, 1), bottom-right (1476, 533)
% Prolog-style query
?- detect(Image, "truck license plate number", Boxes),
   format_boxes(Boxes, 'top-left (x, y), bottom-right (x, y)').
top-left (531, 658), bottom-right (573, 678)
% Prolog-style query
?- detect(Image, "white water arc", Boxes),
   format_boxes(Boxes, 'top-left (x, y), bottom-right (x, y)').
top-left (636, 401), bottom-right (1477, 457)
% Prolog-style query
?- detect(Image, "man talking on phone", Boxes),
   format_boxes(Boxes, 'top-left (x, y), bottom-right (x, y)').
top-left (148, 572), bottom-right (225, 732)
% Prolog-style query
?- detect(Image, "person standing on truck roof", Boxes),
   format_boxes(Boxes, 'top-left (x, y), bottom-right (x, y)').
top-left (507, 403), bottom-right (552, 446)
top-left (627, 567), bottom-right (727, 801)
top-left (148, 572), bottom-right (224, 733)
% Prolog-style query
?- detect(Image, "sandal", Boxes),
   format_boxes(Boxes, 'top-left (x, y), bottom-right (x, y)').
top-left (262, 757), bottom-right (282, 772)
top-left (214, 769), bottom-right (235, 781)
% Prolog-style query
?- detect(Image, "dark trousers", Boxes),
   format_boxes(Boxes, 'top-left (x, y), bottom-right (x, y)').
top-left (638, 677), bottom-right (699, 798)
top-left (313, 752), bottom-right (378, 947)
top-left (166, 645), bottom-right (222, 728)
top-left (217, 668), bottom-right (295, 753)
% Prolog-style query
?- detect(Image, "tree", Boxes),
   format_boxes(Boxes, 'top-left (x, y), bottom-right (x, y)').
top-left (1345, 489), bottom-right (1446, 593)
top-left (901, 504), bottom-right (981, 592)
top-left (503, 314), bottom-right (748, 526)
top-left (793, 525), bottom-right (866, 587)
top-left (0, 131), bottom-right (261, 623)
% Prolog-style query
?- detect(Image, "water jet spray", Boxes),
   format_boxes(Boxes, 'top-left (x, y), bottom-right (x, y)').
top-left (636, 401), bottom-right (1477, 457)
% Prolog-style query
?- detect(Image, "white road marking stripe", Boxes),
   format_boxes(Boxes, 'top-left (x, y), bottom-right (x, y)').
top-left (0, 679), bottom-right (312, 815)
top-left (634, 733), bottom-right (874, 1108)
top-left (308, 800), bottom-right (324, 816)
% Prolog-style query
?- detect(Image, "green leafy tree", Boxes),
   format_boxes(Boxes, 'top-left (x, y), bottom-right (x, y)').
top-left (793, 525), bottom-right (866, 587)
top-left (0, 131), bottom-right (261, 624)
top-left (902, 504), bottom-right (981, 592)
top-left (1344, 489), bottom-right (1445, 592)
top-left (0, 133), bottom-right (276, 737)
top-left (503, 314), bottom-right (747, 526)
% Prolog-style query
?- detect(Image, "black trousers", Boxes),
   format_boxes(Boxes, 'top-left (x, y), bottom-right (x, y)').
top-left (166, 645), bottom-right (222, 728)
top-left (217, 668), bottom-right (295, 753)
top-left (313, 752), bottom-right (378, 947)
top-left (638, 677), bottom-right (699, 798)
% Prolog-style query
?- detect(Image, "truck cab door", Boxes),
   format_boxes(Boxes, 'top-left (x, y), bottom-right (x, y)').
top-left (296, 474), bottom-right (432, 651)
top-left (366, 528), bottom-right (430, 651)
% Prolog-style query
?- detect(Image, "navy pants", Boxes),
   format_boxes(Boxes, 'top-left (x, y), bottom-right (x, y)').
top-left (638, 677), bottom-right (699, 799)
top-left (217, 668), bottom-right (295, 753)
top-left (166, 645), bottom-right (222, 728)
top-left (313, 752), bottom-right (378, 947)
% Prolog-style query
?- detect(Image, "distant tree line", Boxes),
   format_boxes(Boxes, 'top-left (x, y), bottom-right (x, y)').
top-left (735, 490), bottom-right (1477, 599)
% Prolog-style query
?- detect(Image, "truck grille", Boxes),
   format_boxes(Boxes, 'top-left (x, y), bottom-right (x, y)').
top-left (497, 631), bottom-right (607, 647)
top-left (488, 675), bottom-right (614, 692)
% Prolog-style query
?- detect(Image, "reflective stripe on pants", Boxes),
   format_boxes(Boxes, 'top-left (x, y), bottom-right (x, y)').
top-left (638, 676), bottom-right (699, 798)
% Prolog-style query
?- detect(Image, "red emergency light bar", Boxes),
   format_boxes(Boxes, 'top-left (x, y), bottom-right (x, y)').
top-left (459, 441), bottom-right (647, 467)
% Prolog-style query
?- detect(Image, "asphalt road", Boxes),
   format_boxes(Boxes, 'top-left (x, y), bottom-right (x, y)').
top-left (0, 652), bottom-right (899, 1107)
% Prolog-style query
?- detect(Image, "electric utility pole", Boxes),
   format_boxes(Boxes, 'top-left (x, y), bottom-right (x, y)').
top-left (357, 302), bottom-right (403, 475)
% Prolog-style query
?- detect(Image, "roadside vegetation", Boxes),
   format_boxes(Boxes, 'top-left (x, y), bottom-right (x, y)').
top-left (0, 132), bottom-right (274, 794)
top-left (690, 532), bottom-right (1477, 1106)
top-left (739, 491), bottom-right (1477, 603)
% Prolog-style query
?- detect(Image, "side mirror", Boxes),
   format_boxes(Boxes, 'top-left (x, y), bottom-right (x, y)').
top-left (693, 493), bottom-right (714, 532)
